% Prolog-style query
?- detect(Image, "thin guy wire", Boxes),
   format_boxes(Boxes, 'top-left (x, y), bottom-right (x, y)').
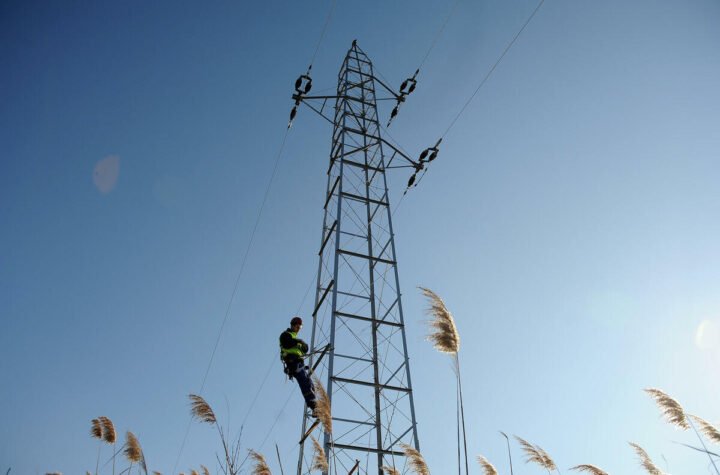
top-left (171, 127), bottom-right (291, 474)
top-left (441, 0), bottom-right (546, 138)
top-left (309, 0), bottom-right (338, 69)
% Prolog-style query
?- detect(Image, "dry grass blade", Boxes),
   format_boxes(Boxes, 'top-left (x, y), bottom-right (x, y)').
top-left (514, 436), bottom-right (556, 471)
top-left (90, 418), bottom-right (102, 439)
top-left (382, 466), bottom-right (400, 475)
top-left (629, 442), bottom-right (664, 475)
top-left (201, 465), bottom-right (210, 475)
top-left (689, 415), bottom-right (720, 444)
top-left (312, 376), bottom-right (332, 435)
top-left (401, 443), bottom-right (430, 475)
top-left (248, 449), bottom-right (272, 475)
top-left (98, 416), bottom-right (116, 444)
top-left (570, 464), bottom-right (608, 475)
top-left (644, 388), bottom-right (689, 430)
top-left (477, 455), bottom-right (498, 475)
top-left (124, 431), bottom-right (145, 464)
top-left (419, 287), bottom-right (460, 354)
top-left (310, 436), bottom-right (329, 472)
top-left (189, 394), bottom-right (217, 425)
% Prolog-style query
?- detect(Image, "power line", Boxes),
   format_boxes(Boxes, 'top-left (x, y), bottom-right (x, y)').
top-left (441, 0), bottom-right (546, 138)
top-left (171, 128), bottom-right (291, 474)
top-left (417, 0), bottom-right (463, 72)
top-left (308, 0), bottom-right (338, 70)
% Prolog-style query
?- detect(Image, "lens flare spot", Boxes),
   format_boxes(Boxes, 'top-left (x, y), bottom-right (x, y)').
top-left (695, 320), bottom-right (720, 351)
top-left (93, 155), bottom-right (120, 194)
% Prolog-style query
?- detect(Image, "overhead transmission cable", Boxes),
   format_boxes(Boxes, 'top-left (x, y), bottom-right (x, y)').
top-left (385, 0), bottom-right (462, 127)
top-left (440, 0), bottom-right (546, 139)
top-left (405, 0), bottom-right (547, 195)
top-left (171, 128), bottom-right (291, 474)
top-left (172, 3), bottom-right (339, 472)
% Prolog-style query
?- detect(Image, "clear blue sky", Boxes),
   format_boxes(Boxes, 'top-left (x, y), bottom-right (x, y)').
top-left (2, 0), bottom-right (720, 474)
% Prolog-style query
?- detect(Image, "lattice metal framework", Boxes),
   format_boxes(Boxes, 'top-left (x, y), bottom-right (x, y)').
top-left (295, 42), bottom-right (420, 475)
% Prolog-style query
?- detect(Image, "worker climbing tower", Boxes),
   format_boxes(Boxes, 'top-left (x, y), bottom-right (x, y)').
top-left (294, 42), bottom-right (423, 475)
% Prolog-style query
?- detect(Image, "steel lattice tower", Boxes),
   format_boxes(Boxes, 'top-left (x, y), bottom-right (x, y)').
top-left (294, 42), bottom-right (421, 475)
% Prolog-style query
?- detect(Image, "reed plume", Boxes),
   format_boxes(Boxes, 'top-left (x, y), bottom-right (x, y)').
top-left (190, 471), bottom-right (198, 475)
top-left (629, 443), bottom-right (664, 475)
top-left (312, 376), bottom-right (332, 435)
top-left (401, 443), bottom-right (430, 475)
top-left (123, 431), bottom-right (148, 475)
top-left (644, 388), bottom-right (689, 430)
top-left (382, 466), bottom-right (400, 475)
top-left (514, 436), bottom-right (557, 472)
top-left (98, 416), bottom-right (117, 444)
top-left (153, 472), bottom-right (162, 475)
top-left (310, 436), bottom-right (329, 472)
top-left (90, 419), bottom-right (102, 439)
top-left (248, 450), bottom-right (272, 475)
top-left (189, 394), bottom-right (217, 424)
top-left (689, 415), bottom-right (720, 444)
top-left (570, 464), bottom-right (608, 475)
top-left (420, 287), bottom-right (467, 475)
top-left (201, 465), bottom-right (210, 475)
top-left (420, 287), bottom-right (459, 354)
top-left (476, 456), bottom-right (498, 475)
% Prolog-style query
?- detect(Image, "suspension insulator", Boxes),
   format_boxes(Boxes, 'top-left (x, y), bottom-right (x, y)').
top-left (428, 150), bottom-right (438, 162)
top-left (295, 77), bottom-right (303, 91)
top-left (390, 106), bottom-right (398, 119)
top-left (400, 80), bottom-right (408, 92)
top-left (408, 82), bottom-right (416, 94)
top-left (304, 80), bottom-right (312, 93)
top-left (419, 149), bottom-right (429, 161)
top-left (289, 106), bottom-right (297, 121)
top-left (407, 173), bottom-right (417, 188)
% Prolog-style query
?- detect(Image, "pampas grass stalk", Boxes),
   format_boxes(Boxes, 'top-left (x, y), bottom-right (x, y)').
top-left (644, 388), bottom-right (689, 430)
top-left (629, 443), bottom-right (664, 475)
top-left (98, 417), bottom-right (117, 475)
top-left (248, 450), bottom-right (272, 475)
top-left (188, 394), bottom-right (240, 475)
top-left (499, 431), bottom-right (514, 475)
top-left (312, 376), bottom-right (332, 436)
top-left (476, 456), bottom-right (498, 475)
top-left (569, 464), bottom-right (608, 475)
top-left (91, 419), bottom-right (103, 475)
top-left (123, 431), bottom-right (147, 475)
top-left (401, 443), bottom-right (430, 475)
top-left (514, 436), bottom-right (557, 475)
top-left (687, 415), bottom-right (720, 474)
top-left (689, 415), bottom-right (720, 445)
top-left (644, 388), bottom-right (719, 474)
top-left (310, 436), bottom-right (329, 472)
top-left (420, 287), bottom-right (467, 475)
top-left (382, 466), bottom-right (400, 475)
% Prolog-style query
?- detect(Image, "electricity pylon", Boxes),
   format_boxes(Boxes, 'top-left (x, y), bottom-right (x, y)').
top-left (292, 41), bottom-right (426, 475)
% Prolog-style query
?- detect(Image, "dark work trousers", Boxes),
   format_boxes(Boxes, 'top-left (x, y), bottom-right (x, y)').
top-left (290, 360), bottom-right (317, 409)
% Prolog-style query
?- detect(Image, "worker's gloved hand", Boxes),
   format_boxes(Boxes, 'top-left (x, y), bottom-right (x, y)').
top-left (300, 341), bottom-right (309, 353)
